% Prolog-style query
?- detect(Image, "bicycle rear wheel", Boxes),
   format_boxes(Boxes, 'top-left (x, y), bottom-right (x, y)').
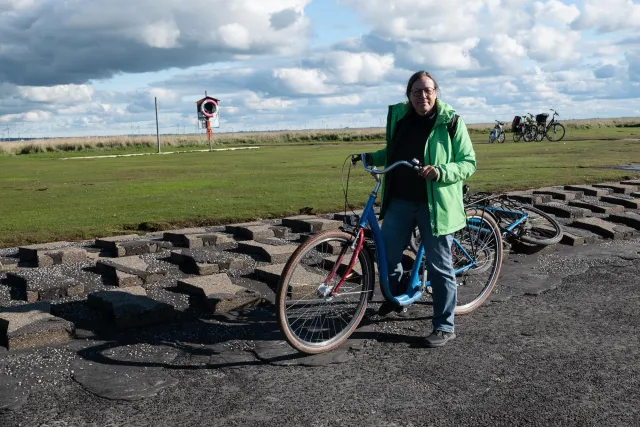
top-left (276, 230), bottom-right (374, 354)
top-left (408, 208), bottom-right (503, 314)
top-left (514, 205), bottom-right (563, 245)
top-left (545, 123), bottom-right (565, 141)
top-left (498, 132), bottom-right (505, 143)
top-left (453, 208), bottom-right (503, 314)
top-left (513, 131), bottom-right (522, 142)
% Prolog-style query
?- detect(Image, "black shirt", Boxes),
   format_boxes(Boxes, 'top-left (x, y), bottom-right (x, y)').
top-left (387, 109), bottom-right (437, 202)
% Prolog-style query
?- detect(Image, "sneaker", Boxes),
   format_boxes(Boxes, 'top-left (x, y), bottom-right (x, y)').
top-left (424, 330), bottom-right (456, 347)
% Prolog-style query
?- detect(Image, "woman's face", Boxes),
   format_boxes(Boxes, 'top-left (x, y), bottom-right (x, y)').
top-left (409, 76), bottom-right (437, 116)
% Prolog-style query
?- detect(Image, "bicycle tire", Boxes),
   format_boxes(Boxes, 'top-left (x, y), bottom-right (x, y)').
top-left (523, 125), bottom-right (537, 142)
top-left (276, 229), bottom-right (374, 354)
top-left (535, 124), bottom-right (545, 142)
top-left (498, 132), bottom-right (505, 143)
top-left (408, 208), bottom-right (503, 314)
top-left (453, 208), bottom-right (503, 314)
top-left (545, 123), bottom-right (565, 142)
top-left (513, 205), bottom-right (563, 246)
top-left (513, 132), bottom-right (522, 142)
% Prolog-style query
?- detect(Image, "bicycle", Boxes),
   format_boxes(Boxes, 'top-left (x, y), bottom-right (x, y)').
top-left (410, 187), bottom-right (563, 254)
top-left (276, 154), bottom-right (504, 354)
top-left (536, 109), bottom-right (565, 142)
top-left (523, 113), bottom-right (539, 142)
top-left (511, 115), bottom-right (537, 142)
top-left (488, 120), bottom-right (506, 143)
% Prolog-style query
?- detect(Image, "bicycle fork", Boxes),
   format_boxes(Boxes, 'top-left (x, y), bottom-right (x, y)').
top-left (317, 228), bottom-right (365, 298)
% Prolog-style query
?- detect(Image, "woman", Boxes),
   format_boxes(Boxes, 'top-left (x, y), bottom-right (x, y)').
top-left (366, 70), bottom-right (476, 347)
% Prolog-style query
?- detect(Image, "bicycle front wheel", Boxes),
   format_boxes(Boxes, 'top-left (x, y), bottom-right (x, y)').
top-left (276, 230), bottom-right (374, 354)
top-left (453, 208), bottom-right (503, 314)
top-left (523, 125), bottom-right (537, 142)
top-left (545, 123), bottom-right (565, 141)
top-left (498, 131), bottom-right (505, 143)
top-left (535, 125), bottom-right (545, 141)
top-left (515, 205), bottom-right (563, 246)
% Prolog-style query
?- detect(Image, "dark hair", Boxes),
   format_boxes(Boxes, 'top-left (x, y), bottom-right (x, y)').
top-left (405, 71), bottom-right (439, 107)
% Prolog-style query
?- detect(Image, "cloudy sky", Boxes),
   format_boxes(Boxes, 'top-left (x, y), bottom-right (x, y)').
top-left (1, 0), bottom-right (639, 138)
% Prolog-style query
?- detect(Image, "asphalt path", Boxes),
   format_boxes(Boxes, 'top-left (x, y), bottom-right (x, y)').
top-left (1, 238), bottom-right (639, 427)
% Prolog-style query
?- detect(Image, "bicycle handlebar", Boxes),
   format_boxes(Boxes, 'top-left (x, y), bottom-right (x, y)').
top-left (351, 153), bottom-right (421, 174)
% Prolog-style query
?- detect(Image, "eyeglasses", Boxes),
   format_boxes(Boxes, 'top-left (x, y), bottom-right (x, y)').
top-left (410, 87), bottom-right (436, 97)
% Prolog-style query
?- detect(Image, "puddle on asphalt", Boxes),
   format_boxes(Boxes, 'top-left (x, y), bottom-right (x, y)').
top-left (594, 164), bottom-right (640, 171)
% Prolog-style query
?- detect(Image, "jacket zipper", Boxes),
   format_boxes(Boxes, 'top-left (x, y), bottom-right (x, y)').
top-left (426, 126), bottom-right (438, 235)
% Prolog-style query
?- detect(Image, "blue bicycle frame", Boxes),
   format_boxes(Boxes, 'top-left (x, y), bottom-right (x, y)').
top-left (355, 154), bottom-right (481, 307)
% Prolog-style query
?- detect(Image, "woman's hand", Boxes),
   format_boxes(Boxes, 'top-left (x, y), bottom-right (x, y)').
top-left (417, 165), bottom-right (439, 180)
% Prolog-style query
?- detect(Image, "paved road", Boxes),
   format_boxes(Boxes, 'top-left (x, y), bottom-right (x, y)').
top-left (1, 238), bottom-right (639, 427)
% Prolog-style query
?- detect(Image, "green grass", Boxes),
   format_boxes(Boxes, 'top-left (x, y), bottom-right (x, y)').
top-left (0, 135), bottom-right (639, 247)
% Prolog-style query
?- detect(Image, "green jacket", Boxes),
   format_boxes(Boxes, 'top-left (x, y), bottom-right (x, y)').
top-left (368, 98), bottom-right (476, 236)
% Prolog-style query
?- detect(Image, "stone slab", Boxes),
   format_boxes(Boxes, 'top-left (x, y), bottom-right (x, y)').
top-left (504, 192), bottom-right (552, 205)
top-left (0, 302), bottom-right (73, 350)
top-left (236, 241), bottom-right (298, 263)
top-left (567, 199), bottom-right (626, 214)
top-left (534, 202), bottom-right (592, 218)
top-left (592, 183), bottom-right (639, 194)
top-left (18, 242), bottom-right (87, 266)
top-left (177, 275), bottom-right (262, 313)
top-left (563, 185), bottom-right (612, 197)
top-left (600, 195), bottom-right (640, 209)
top-left (559, 225), bottom-right (602, 245)
top-left (87, 286), bottom-right (175, 330)
top-left (281, 216), bottom-right (343, 233)
top-left (162, 228), bottom-right (208, 248)
top-left (5, 270), bottom-right (85, 302)
top-left (254, 263), bottom-right (326, 299)
top-left (632, 192), bottom-right (640, 199)
top-left (113, 239), bottom-right (164, 257)
top-left (225, 221), bottom-right (265, 235)
top-left (97, 256), bottom-right (167, 285)
top-left (95, 234), bottom-right (141, 250)
top-left (621, 179), bottom-right (640, 186)
top-left (170, 248), bottom-right (246, 275)
top-left (532, 188), bottom-right (583, 201)
top-left (18, 241), bottom-right (72, 261)
top-left (162, 229), bottom-right (234, 248)
top-left (0, 256), bottom-right (19, 272)
top-left (231, 224), bottom-right (279, 240)
top-left (607, 211), bottom-right (640, 230)
top-left (570, 217), bottom-right (636, 240)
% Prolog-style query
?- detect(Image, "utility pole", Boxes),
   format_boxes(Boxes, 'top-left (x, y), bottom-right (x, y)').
top-left (155, 97), bottom-right (161, 153)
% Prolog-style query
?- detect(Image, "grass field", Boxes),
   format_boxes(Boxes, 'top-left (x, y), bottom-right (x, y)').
top-left (0, 130), bottom-right (639, 247)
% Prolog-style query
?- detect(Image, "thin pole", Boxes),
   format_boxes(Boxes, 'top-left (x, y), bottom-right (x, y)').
top-left (155, 97), bottom-right (160, 153)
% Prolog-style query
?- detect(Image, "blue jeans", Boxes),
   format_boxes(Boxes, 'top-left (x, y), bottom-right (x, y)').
top-left (380, 198), bottom-right (457, 333)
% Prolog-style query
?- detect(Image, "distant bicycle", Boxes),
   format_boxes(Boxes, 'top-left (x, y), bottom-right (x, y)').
top-left (535, 109), bottom-right (565, 142)
top-left (488, 120), bottom-right (506, 143)
top-left (511, 115), bottom-right (537, 142)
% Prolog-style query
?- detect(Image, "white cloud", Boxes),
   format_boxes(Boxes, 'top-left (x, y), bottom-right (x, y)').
top-left (140, 21), bottom-right (181, 48)
top-left (571, 0), bottom-right (640, 32)
top-left (272, 68), bottom-right (334, 95)
top-left (2, 0), bottom-right (640, 136)
top-left (17, 85), bottom-right (94, 103)
top-left (314, 94), bottom-right (361, 106)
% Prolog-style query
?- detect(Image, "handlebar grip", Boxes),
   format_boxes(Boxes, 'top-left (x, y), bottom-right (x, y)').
top-left (351, 154), bottom-right (362, 165)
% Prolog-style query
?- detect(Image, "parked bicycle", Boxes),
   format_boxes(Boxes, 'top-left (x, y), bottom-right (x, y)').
top-left (511, 115), bottom-right (537, 142)
top-left (488, 120), bottom-right (506, 143)
top-left (410, 187), bottom-right (563, 255)
top-left (276, 154), bottom-right (504, 354)
top-left (535, 109), bottom-right (565, 142)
